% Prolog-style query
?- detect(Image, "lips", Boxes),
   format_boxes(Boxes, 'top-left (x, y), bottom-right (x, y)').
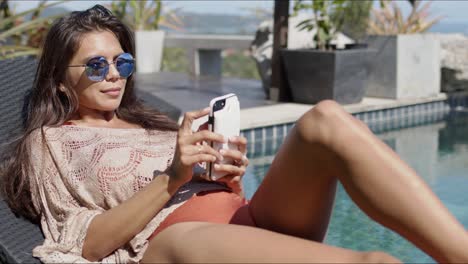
top-left (101, 88), bottom-right (121, 97)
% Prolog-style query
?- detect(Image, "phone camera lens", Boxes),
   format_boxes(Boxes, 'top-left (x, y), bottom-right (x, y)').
top-left (214, 100), bottom-right (226, 110)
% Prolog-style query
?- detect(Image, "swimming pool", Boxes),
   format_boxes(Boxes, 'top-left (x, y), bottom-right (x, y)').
top-left (242, 110), bottom-right (468, 263)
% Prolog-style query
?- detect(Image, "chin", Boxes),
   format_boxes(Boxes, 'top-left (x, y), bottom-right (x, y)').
top-left (100, 105), bottom-right (121, 112)
top-left (97, 101), bottom-right (123, 112)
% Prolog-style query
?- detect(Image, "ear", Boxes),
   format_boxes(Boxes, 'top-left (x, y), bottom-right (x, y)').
top-left (58, 84), bottom-right (66, 93)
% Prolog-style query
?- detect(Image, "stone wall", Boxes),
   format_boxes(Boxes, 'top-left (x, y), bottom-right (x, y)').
top-left (433, 33), bottom-right (468, 93)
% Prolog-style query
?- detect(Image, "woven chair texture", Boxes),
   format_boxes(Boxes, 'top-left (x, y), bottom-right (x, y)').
top-left (0, 57), bottom-right (181, 264)
top-left (0, 57), bottom-right (43, 264)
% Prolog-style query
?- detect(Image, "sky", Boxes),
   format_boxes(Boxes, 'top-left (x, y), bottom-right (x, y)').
top-left (11, 0), bottom-right (274, 15)
top-left (9, 0), bottom-right (468, 23)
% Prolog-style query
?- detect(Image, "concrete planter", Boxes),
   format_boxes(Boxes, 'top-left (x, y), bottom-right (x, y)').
top-left (135, 30), bottom-right (165, 73)
top-left (280, 47), bottom-right (373, 105)
top-left (366, 34), bottom-right (441, 99)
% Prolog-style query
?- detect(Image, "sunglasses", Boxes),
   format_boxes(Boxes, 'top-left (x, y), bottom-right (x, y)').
top-left (68, 53), bottom-right (135, 82)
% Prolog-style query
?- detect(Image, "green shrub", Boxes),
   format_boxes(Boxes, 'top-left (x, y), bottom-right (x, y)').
top-left (222, 50), bottom-right (260, 80)
top-left (161, 47), bottom-right (189, 73)
top-left (162, 47), bottom-right (260, 80)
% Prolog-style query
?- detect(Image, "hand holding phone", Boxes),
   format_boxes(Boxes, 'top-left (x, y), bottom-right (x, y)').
top-left (208, 93), bottom-right (240, 180)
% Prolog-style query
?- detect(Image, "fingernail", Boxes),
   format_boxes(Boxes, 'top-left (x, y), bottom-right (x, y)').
top-left (203, 107), bottom-right (210, 111)
top-left (219, 149), bottom-right (226, 155)
top-left (218, 155), bottom-right (224, 161)
top-left (214, 164), bottom-right (220, 169)
top-left (229, 136), bottom-right (237, 142)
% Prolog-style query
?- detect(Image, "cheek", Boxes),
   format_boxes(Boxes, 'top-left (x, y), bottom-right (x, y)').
top-left (67, 67), bottom-right (81, 83)
top-left (66, 68), bottom-right (91, 93)
top-left (118, 80), bottom-right (128, 98)
top-left (76, 84), bottom-right (99, 105)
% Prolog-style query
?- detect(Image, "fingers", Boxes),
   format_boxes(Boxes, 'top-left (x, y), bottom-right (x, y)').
top-left (180, 153), bottom-right (217, 167)
top-left (212, 163), bottom-right (245, 176)
top-left (216, 174), bottom-right (242, 189)
top-left (216, 174), bottom-right (242, 184)
top-left (216, 174), bottom-right (243, 196)
top-left (180, 107), bottom-right (210, 134)
top-left (184, 130), bottom-right (226, 145)
top-left (183, 144), bottom-right (224, 161)
top-left (228, 136), bottom-right (248, 156)
top-left (220, 149), bottom-right (249, 166)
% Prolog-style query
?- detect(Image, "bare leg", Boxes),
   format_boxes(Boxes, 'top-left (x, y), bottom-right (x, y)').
top-left (141, 221), bottom-right (400, 263)
top-left (249, 100), bottom-right (468, 263)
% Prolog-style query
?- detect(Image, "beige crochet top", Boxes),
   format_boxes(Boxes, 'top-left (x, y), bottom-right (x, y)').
top-left (28, 125), bottom-right (227, 263)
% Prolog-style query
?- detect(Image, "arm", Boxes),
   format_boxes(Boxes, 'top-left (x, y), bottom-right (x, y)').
top-left (83, 108), bottom-right (227, 261)
top-left (82, 172), bottom-right (180, 261)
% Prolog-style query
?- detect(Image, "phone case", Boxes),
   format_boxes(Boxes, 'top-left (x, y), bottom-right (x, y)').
top-left (208, 93), bottom-right (240, 180)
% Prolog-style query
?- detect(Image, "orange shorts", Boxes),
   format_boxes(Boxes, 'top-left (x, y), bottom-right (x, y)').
top-left (148, 190), bottom-right (256, 241)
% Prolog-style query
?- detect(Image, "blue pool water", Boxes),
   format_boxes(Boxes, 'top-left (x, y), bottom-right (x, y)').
top-left (242, 111), bottom-right (468, 263)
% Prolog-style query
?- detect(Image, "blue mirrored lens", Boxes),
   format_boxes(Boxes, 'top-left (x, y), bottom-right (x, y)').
top-left (84, 54), bottom-right (134, 82)
top-left (116, 53), bottom-right (135, 78)
top-left (85, 57), bottom-right (108, 81)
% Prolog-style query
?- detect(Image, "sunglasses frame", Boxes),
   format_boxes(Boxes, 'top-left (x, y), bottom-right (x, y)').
top-left (68, 53), bottom-right (135, 82)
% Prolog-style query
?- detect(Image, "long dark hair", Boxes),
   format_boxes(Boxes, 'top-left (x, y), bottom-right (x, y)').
top-left (0, 5), bottom-right (179, 222)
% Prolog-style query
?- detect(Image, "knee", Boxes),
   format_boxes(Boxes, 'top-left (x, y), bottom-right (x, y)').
top-left (295, 100), bottom-right (348, 145)
top-left (296, 100), bottom-right (372, 147)
top-left (310, 100), bottom-right (344, 118)
top-left (362, 251), bottom-right (402, 264)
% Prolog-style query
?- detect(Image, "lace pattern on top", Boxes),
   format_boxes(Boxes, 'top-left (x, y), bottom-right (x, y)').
top-left (28, 126), bottom-right (227, 263)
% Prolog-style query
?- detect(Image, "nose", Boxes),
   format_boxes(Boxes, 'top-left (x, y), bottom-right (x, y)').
top-left (106, 62), bottom-right (120, 82)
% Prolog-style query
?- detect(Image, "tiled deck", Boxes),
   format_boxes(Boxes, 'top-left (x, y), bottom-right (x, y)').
top-left (135, 72), bottom-right (275, 114)
top-left (135, 72), bottom-right (467, 135)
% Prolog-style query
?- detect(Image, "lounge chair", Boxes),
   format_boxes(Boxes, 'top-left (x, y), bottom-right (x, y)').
top-left (0, 57), bottom-right (181, 264)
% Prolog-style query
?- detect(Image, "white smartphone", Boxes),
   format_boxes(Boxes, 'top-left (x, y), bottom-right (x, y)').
top-left (208, 93), bottom-right (240, 180)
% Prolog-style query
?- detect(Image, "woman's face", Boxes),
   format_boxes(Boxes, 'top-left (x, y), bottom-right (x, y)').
top-left (64, 30), bottom-right (128, 116)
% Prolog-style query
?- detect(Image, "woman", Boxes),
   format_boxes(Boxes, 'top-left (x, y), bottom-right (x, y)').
top-left (1, 5), bottom-right (467, 263)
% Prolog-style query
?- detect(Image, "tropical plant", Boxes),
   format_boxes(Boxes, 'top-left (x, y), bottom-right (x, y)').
top-left (292, 0), bottom-right (350, 51)
top-left (331, 0), bottom-right (372, 43)
top-left (368, 0), bottom-right (443, 35)
top-left (109, 0), bottom-right (184, 31)
top-left (0, 0), bottom-right (67, 59)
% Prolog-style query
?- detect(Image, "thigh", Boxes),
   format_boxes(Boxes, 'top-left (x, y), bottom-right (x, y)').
top-left (141, 221), bottom-right (400, 263)
top-left (248, 100), bottom-right (395, 241)
top-left (249, 123), bottom-right (339, 241)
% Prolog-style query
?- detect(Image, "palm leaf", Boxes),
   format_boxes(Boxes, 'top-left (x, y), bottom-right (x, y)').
top-left (418, 1), bottom-right (433, 15)
top-left (416, 16), bottom-right (443, 33)
top-left (153, 0), bottom-right (162, 30)
top-left (0, 45), bottom-right (36, 51)
top-left (296, 19), bottom-right (315, 28)
top-left (0, 49), bottom-right (39, 60)
top-left (31, 0), bottom-right (47, 20)
top-left (406, 0), bottom-right (418, 24)
top-left (394, 2), bottom-right (404, 33)
top-left (368, 0), bottom-right (441, 34)
top-left (165, 8), bottom-right (184, 28)
top-left (368, 20), bottom-right (385, 35)
top-left (0, 14), bottom-right (62, 40)
top-left (0, 0), bottom-right (67, 29)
